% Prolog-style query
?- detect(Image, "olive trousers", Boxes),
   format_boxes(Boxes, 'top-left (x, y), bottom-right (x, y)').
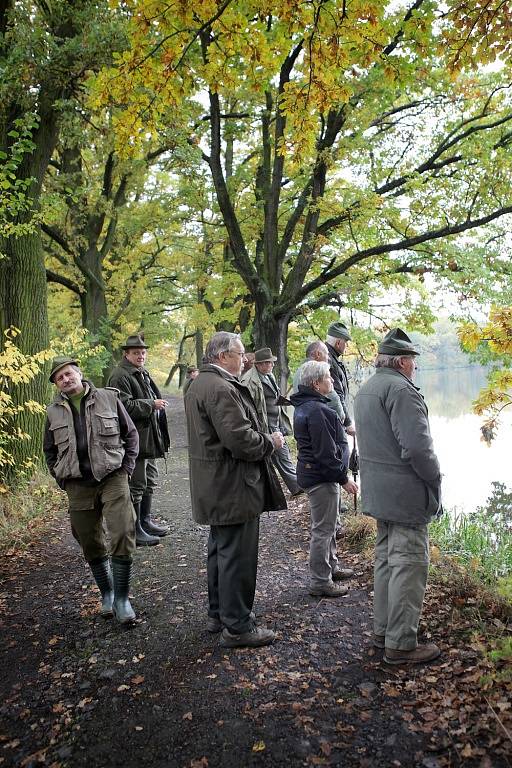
top-left (374, 520), bottom-right (429, 651)
top-left (65, 471), bottom-right (136, 562)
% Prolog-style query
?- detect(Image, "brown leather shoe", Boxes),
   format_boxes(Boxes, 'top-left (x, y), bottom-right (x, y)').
top-left (310, 582), bottom-right (348, 598)
top-left (384, 643), bottom-right (441, 665)
top-left (373, 633), bottom-right (385, 649)
top-left (332, 567), bottom-right (355, 581)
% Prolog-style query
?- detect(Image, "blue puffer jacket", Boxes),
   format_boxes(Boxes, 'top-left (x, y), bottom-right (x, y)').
top-left (290, 386), bottom-right (349, 489)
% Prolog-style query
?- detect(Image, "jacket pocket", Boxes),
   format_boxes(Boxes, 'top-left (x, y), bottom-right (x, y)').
top-left (244, 464), bottom-right (261, 487)
top-left (50, 424), bottom-right (69, 445)
top-left (96, 413), bottom-right (121, 446)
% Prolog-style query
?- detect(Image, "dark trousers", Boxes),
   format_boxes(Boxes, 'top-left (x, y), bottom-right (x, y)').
top-left (207, 517), bottom-right (260, 634)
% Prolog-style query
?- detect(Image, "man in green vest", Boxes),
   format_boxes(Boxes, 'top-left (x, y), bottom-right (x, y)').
top-left (354, 329), bottom-right (442, 665)
top-left (43, 356), bottom-right (139, 624)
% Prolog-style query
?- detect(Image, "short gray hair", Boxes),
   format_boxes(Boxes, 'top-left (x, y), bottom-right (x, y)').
top-left (375, 353), bottom-right (412, 369)
top-left (298, 360), bottom-right (330, 388)
top-left (204, 332), bottom-right (241, 362)
top-left (305, 340), bottom-right (327, 360)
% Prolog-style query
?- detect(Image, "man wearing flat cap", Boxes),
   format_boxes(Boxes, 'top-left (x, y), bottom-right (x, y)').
top-left (241, 347), bottom-right (302, 496)
top-left (108, 335), bottom-right (170, 546)
top-left (354, 328), bottom-right (443, 665)
top-left (44, 357), bottom-right (139, 624)
top-left (325, 321), bottom-right (355, 438)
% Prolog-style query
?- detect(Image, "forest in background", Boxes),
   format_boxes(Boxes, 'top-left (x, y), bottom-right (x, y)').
top-left (1, 0), bottom-right (512, 485)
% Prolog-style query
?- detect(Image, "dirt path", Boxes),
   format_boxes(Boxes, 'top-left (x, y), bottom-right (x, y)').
top-left (0, 397), bottom-right (509, 768)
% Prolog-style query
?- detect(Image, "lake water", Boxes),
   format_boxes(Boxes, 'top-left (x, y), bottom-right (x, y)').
top-left (413, 367), bottom-right (511, 514)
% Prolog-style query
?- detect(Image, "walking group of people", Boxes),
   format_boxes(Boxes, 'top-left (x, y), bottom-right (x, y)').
top-left (44, 322), bottom-right (443, 665)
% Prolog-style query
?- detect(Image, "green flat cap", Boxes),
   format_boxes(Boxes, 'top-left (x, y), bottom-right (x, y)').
top-left (121, 334), bottom-right (149, 350)
top-left (378, 328), bottom-right (419, 356)
top-left (327, 321), bottom-right (351, 341)
top-left (49, 356), bottom-right (79, 383)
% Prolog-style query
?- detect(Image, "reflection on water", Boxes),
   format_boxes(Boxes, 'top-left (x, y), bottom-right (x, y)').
top-left (415, 366), bottom-right (488, 417)
top-left (416, 367), bottom-right (511, 513)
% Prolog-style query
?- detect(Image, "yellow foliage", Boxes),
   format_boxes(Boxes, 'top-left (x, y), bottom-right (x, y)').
top-left (459, 307), bottom-right (512, 443)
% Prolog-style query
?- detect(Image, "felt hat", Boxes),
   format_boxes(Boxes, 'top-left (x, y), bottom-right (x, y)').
top-left (121, 334), bottom-right (149, 350)
top-left (378, 328), bottom-right (420, 356)
top-left (254, 347), bottom-right (277, 363)
top-left (49, 356), bottom-right (79, 383)
top-left (327, 321), bottom-right (351, 341)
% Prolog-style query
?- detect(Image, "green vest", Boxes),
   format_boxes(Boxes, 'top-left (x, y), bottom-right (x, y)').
top-left (46, 384), bottom-right (125, 482)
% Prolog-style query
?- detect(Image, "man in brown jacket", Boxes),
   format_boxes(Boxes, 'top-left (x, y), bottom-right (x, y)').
top-left (185, 332), bottom-right (287, 648)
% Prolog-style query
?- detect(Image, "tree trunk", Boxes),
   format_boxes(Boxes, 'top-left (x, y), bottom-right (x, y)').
top-left (0, 228), bottom-right (50, 479)
top-left (252, 305), bottom-right (292, 391)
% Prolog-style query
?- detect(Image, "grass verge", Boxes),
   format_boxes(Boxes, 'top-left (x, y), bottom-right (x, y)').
top-left (0, 470), bottom-right (65, 555)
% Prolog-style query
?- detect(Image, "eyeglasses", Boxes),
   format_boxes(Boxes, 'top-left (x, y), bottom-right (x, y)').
top-left (229, 350), bottom-right (246, 357)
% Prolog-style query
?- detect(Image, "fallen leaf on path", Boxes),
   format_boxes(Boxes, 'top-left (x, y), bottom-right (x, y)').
top-left (131, 675), bottom-right (145, 685)
top-left (252, 741), bottom-right (266, 752)
top-left (182, 712), bottom-right (193, 720)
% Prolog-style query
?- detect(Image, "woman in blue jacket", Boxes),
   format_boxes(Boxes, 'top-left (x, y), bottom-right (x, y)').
top-left (290, 361), bottom-right (358, 597)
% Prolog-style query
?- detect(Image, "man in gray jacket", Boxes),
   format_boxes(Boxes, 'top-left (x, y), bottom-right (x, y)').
top-left (354, 329), bottom-right (442, 665)
top-left (44, 356), bottom-right (139, 624)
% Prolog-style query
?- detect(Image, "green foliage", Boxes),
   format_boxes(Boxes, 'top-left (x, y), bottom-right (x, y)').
top-left (430, 483), bottom-right (512, 583)
top-left (458, 308), bottom-right (512, 442)
top-left (0, 114), bottom-right (39, 244)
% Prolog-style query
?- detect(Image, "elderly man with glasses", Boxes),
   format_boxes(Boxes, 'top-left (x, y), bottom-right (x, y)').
top-left (185, 332), bottom-right (286, 648)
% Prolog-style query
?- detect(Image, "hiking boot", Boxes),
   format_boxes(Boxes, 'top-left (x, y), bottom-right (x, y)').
top-left (207, 616), bottom-right (222, 633)
top-left (384, 643), bottom-right (441, 665)
top-left (309, 582), bottom-right (348, 598)
top-left (219, 626), bottom-right (275, 649)
top-left (373, 633), bottom-right (385, 649)
top-left (332, 567), bottom-right (355, 581)
top-left (207, 611), bottom-right (256, 633)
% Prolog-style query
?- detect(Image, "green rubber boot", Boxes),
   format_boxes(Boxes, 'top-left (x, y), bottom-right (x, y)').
top-left (111, 557), bottom-right (136, 624)
top-left (89, 557), bottom-right (114, 618)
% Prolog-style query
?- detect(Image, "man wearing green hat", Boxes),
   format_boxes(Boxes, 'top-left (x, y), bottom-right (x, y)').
top-left (325, 321), bottom-right (355, 438)
top-left (108, 334), bottom-right (170, 546)
top-left (354, 328), bottom-right (443, 665)
top-left (43, 357), bottom-right (139, 624)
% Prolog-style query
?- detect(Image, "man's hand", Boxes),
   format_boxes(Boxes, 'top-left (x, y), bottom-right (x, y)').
top-left (270, 431), bottom-right (285, 450)
top-left (153, 399), bottom-right (167, 410)
top-left (342, 479), bottom-right (358, 495)
top-left (345, 424), bottom-right (356, 436)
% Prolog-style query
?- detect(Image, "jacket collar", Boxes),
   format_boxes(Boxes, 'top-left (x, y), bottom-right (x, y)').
top-left (200, 363), bottom-right (238, 381)
top-left (374, 366), bottom-right (421, 392)
top-left (52, 380), bottom-right (95, 405)
top-left (120, 357), bottom-right (144, 375)
top-left (290, 385), bottom-right (331, 406)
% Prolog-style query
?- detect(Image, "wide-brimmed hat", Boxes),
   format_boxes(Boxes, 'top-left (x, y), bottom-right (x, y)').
top-left (254, 347), bottom-right (277, 363)
top-left (378, 328), bottom-right (420, 356)
top-left (49, 356), bottom-right (79, 383)
top-left (327, 321), bottom-right (352, 341)
top-left (121, 334), bottom-right (149, 350)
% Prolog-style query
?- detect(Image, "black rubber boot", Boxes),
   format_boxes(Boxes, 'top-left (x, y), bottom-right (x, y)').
top-left (111, 557), bottom-right (136, 624)
top-left (140, 494), bottom-right (169, 537)
top-left (89, 557), bottom-right (114, 618)
top-left (134, 501), bottom-right (160, 546)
